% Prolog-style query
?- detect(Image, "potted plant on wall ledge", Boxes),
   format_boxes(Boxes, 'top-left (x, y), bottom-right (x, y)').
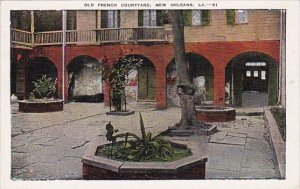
top-left (19, 74), bottom-right (64, 113)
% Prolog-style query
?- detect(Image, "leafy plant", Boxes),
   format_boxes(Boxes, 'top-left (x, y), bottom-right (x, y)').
top-left (29, 75), bottom-right (57, 99)
top-left (98, 112), bottom-right (192, 162)
top-left (96, 56), bottom-right (142, 111)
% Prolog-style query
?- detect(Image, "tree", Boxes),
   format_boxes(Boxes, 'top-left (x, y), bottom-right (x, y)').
top-left (168, 10), bottom-right (205, 128)
top-left (97, 56), bottom-right (142, 111)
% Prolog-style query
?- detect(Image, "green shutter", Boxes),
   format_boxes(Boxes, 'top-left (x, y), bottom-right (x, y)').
top-left (226, 9), bottom-right (235, 25)
top-left (201, 10), bottom-right (210, 25)
top-left (183, 10), bottom-right (192, 26)
top-left (138, 10), bottom-right (143, 26)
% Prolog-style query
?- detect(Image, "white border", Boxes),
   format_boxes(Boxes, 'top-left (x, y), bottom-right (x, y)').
top-left (1, 1), bottom-right (299, 189)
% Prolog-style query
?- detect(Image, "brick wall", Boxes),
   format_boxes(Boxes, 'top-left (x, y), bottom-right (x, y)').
top-left (76, 11), bottom-right (97, 30)
top-left (74, 10), bottom-right (280, 42)
top-left (120, 11), bottom-right (138, 28)
top-left (29, 40), bottom-right (280, 109)
top-left (184, 10), bottom-right (280, 42)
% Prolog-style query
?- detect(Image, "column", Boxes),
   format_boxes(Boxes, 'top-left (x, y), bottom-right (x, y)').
top-left (213, 66), bottom-right (226, 106)
top-left (155, 65), bottom-right (167, 110)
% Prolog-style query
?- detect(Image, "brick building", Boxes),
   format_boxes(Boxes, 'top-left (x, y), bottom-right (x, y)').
top-left (11, 10), bottom-right (285, 109)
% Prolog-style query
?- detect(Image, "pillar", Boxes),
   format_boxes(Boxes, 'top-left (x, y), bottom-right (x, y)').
top-left (155, 65), bottom-right (167, 110)
top-left (213, 65), bottom-right (226, 106)
top-left (57, 69), bottom-right (63, 100)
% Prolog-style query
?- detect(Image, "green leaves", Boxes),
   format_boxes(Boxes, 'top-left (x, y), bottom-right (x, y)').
top-left (97, 112), bottom-right (192, 162)
top-left (30, 75), bottom-right (57, 99)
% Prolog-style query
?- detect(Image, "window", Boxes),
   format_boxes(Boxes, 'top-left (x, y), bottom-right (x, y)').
top-left (101, 10), bottom-right (120, 28)
top-left (246, 71), bottom-right (251, 77)
top-left (253, 71), bottom-right (259, 77)
top-left (192, 10), bottom-right (211, 26)
top-left (237, 10), bottom-right (248, 23)
top-left (138, 10), bottom-right (157, 26)
top-left (226, 9), bottom-right (248, 25)
top-left (261, 71), bottom-right (266, 80)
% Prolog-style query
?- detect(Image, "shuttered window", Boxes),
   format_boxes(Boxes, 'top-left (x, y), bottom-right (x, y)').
top-left (192, 10), bottom-right (210, 26)
top-left (138, 10), bottom-right (157, 27)
top-left (101, 10), bottom-right (120, 28)
top-left (226, 9), bottom-right (248, 25)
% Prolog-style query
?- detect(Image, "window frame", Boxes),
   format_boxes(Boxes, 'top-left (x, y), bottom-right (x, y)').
top-left (190, 10), bottom-right (211, 26)
top-left (226, 9), bottom-right (249, 25)
top-left (236, 10), bottom-right (248, 24)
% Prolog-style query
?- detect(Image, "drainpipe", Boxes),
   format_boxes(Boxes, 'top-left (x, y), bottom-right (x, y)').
top-left (278, 10), bottom-right (286, 108)
top-left (62, 10), bottom-right (67, 101)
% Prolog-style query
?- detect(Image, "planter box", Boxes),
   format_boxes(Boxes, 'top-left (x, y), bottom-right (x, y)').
top-left (19, 100), bottom-right (64, 113)
top-left (82, 140), bottom-right (207, 180)
top-left (196, 106), bottom-right (235, 122)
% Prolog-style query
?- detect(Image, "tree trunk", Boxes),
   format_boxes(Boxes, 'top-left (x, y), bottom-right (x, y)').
top-left (169, 10), bottom-right (205, 127)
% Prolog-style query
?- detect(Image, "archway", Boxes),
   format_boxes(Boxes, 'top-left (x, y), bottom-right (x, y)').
top-left (166, 53), bottom-right (214, 106)
top-left (124, 55), bottom-right (156, 102)
top-left (225, 51), bottom-right (278, 107)
top-left (67, 55), bottom-right (103, 102)
top-left (26, 57), bottom-right (57, 98)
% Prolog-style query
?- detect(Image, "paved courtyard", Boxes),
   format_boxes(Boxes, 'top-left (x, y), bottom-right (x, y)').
top-left (11, 102), bottom-right (280, 180)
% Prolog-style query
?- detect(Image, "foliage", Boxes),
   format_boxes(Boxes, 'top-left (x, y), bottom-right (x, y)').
top-left (98, 112), bottom-right (192, 162)
top-left (34, 11), bottom-right (62, 32)
top-left (96, 56), bottom-right (142, 111)
top-left (182, 10), bottom-right (192, 26)
top-left (226, 10), bottom-right (236, 25)
top-left (157, 10), bottom-right (170, 26)
top-left (29, 75), bottom-right (57, 99)
top-left (271, 107), bottom-right (286, 142)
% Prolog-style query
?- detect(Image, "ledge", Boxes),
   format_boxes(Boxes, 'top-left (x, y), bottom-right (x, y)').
top-left (264, 107), bottom-right (286, 178)
top-left (19, 99), bottom-right (64, 113)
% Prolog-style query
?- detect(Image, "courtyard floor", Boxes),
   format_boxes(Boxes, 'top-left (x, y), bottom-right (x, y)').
top-left (11, 102), bottom-right (280, 180)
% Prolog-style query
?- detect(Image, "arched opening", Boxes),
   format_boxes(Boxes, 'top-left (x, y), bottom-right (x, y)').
top-left (26, 57), bottom-right (57, 98)
top-left (166, 53), bottom-right (214, 106)
top-left (225, 52), bottom-right (278, 107)
top-left (129, 55), bottom-right (156, 102)
top-left (67, 55), bottom-right (103, 102)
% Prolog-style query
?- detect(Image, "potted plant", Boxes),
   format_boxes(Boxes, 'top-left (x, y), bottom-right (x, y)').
top-left (82, 112), bottom-right (208, 179)
top-left (19, 74), bottom-right (63, 113)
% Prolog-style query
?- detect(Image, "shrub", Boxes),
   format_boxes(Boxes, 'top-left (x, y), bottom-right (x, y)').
top-left (29, 75), bottom-right (57, 99)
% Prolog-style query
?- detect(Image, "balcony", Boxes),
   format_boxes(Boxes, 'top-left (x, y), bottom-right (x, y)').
top-left (11, 27), bottom-right (172, 48)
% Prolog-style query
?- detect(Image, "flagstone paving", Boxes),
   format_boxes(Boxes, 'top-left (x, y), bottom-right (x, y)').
top-left (10, 103), bottom-right (280, 180)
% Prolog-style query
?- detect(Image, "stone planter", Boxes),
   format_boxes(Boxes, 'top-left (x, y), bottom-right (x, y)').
top-left (196, 106), bottom-right (236, 122)
top-left (82, 139), bottom-right (207, 180)
top-left (19, 99), bottom-right (64, 113)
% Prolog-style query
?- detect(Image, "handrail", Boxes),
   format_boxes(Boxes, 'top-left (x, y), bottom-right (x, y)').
top-left (11, 27), bottom-right (172, 47)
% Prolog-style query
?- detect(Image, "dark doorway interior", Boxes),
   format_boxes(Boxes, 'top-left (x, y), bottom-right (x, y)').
top-left (225, 52), bottom-right (278, 107)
